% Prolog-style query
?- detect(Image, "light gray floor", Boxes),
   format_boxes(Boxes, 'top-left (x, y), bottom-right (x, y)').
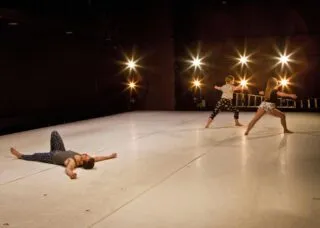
top-left (0, 111), bottom-right (320, 228)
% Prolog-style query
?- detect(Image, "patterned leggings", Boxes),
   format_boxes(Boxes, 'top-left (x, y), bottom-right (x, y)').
top-left (21, 131), bottom-right (66, 164)
top-left (210, 98), bottom-right (239, 120)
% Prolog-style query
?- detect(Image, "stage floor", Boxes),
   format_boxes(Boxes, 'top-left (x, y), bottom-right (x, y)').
top-left (1, 111), bottom-right (320, 228)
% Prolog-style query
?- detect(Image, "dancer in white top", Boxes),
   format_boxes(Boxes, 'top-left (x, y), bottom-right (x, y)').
top-left (205, 75), bottom-right (243, 128)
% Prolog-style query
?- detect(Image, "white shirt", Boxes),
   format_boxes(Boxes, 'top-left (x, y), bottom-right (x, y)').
top-left (221, 84), bottom-right (234, 100)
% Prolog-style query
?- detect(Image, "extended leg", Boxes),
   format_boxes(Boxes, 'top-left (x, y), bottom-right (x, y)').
top-left (226, 102), bottom-right (242, 126)
top-left (205, 99), bottom-right (224, 128)
top-left (245, 108), bottom-right (266, 135)
top-left (270, 109), bottom-right (293, 133)
top-left (11, 148), bottom-right (53, 164)
top-left (50, 131), bottom-right (66, 151)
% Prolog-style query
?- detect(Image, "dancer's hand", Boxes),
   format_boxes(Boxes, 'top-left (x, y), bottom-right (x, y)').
top-left (69, 172), bottom-right (77, 179)
top-left (290, 94), bottom-right (297, 99)
top-left (110, 153), bottom-right (117, 159)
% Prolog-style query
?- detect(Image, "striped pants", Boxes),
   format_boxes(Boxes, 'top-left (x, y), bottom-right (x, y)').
top-left (21, 131), bottom-right (66, 164)
top-left (210, 98), bottom-right (239, 120)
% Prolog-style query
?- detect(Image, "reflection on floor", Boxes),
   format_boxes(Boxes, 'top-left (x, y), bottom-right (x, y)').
top-left (0, 111), bottom-right (320, 228)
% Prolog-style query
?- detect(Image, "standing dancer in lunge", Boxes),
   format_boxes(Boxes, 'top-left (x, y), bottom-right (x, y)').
top-left (205, 75), bottom-right (243, 128)
top-left (244, 77), bottom-right (297, 135)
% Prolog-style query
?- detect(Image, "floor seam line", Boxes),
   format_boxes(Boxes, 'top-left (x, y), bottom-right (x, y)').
top-left (89, 130), bottom-right (248, 227)
top-left (88, 151), bottom-right (208, 228)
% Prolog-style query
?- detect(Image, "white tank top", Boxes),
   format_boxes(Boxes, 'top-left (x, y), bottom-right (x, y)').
top-left (221, 84), bottom-right (234, 100)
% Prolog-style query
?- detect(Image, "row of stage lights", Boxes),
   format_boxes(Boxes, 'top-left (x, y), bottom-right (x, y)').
top-left (190, 54), bottom-right (291, 90)
top-left (188, 48), bottom-right (294, 91)
top-left (122, 48), bottom-right (295, 93)
top-left (190, 77), bottom-right (289, 90)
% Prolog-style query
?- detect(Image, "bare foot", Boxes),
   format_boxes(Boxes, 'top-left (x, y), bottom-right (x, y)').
top-left (110, 153), bottom-right (117, 159)
top-left (284, 130), bottom-right (294, 134)
top-left (235, 120), bottom-right (243, 126)
top-left (10, 147), bottom-right (22, 159)
top-left (205, 118), bottom-right (213, 128)
top-left (68, 172), bottom-right (77, 180)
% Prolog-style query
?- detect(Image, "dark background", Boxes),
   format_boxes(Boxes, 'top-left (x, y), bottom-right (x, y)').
top-left (0, 0), bottom-right (319, 134)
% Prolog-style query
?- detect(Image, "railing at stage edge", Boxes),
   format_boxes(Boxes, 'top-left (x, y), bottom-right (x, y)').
top-left (234, 93), bottom-right (320, 110)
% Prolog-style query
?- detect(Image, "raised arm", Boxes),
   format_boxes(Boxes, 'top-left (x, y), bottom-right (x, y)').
top-left (65, 159), bottom-right (77, 179)
top-left (94, 153), bottom-right (117, 162)
top-left (277, 91), bottom-right (297, 99)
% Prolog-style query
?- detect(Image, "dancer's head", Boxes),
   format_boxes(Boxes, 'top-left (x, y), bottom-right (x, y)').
top-left (225, 75), bottom-right (235, 84)
top-left (264, 77), bottom-right (278, 100)
top-left (81, 153), bottom-right (95, 169)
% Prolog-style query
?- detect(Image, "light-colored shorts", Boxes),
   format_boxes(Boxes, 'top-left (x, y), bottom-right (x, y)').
top-left (259, 101), bottom-right (276, 112)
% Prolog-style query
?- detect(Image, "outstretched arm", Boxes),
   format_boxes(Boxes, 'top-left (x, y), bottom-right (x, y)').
top-left (94, 153), bottom-right (117, 162)
top-left (65, 159), bottom-right (77, 179)
top-left (277, 91), bottom-right (297, 99)
top-left (214, 85), bottom-right (222, 91)
top-left (233, 85), bottom-right (242, 91)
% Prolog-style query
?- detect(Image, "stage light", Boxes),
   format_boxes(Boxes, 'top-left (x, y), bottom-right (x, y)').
top-left (191, 78), bottom-right (202, 89)
top-left (125, 79), bottom-right (138, 92)
top-left (193, 79), bottom-right (201, 88)
top-left (273, 47), bottom-right (297, 70)
top-left (119, 54), bottom-right (142, 74)
top-left (240, 79), bottom-right (248, 87)
top-left (239, 55), bottom-right (248, 65)
top-left (277, 76), bottom-right (293, 89)
top-left (124, 78), bottom-right (139, 95)
top-left (280, 78), bottom-right (289, 87)
top-left (235, 74), bottom-right (253, 89)
top-left (184, 46), bottom-right (209, 72)
top-left (128, 81), bottom-right (136, 89)
top-left (126, 59), bottom-right (137, 71)
top-left (232, 50), bottom-right (253, 69)
top-left (191, 56), bottom-right (203, 70)
top-left (279, 55), bottom-right (289, 64)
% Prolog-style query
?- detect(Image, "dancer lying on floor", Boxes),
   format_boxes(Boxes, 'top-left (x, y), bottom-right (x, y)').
top-left (245, 77), bottom-right (297, 135)
top-left (10, 130), bottom-right (117, 179)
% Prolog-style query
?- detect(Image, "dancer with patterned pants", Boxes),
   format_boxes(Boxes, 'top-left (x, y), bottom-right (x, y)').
top-left (205, 75), bottom-right (243, 128)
